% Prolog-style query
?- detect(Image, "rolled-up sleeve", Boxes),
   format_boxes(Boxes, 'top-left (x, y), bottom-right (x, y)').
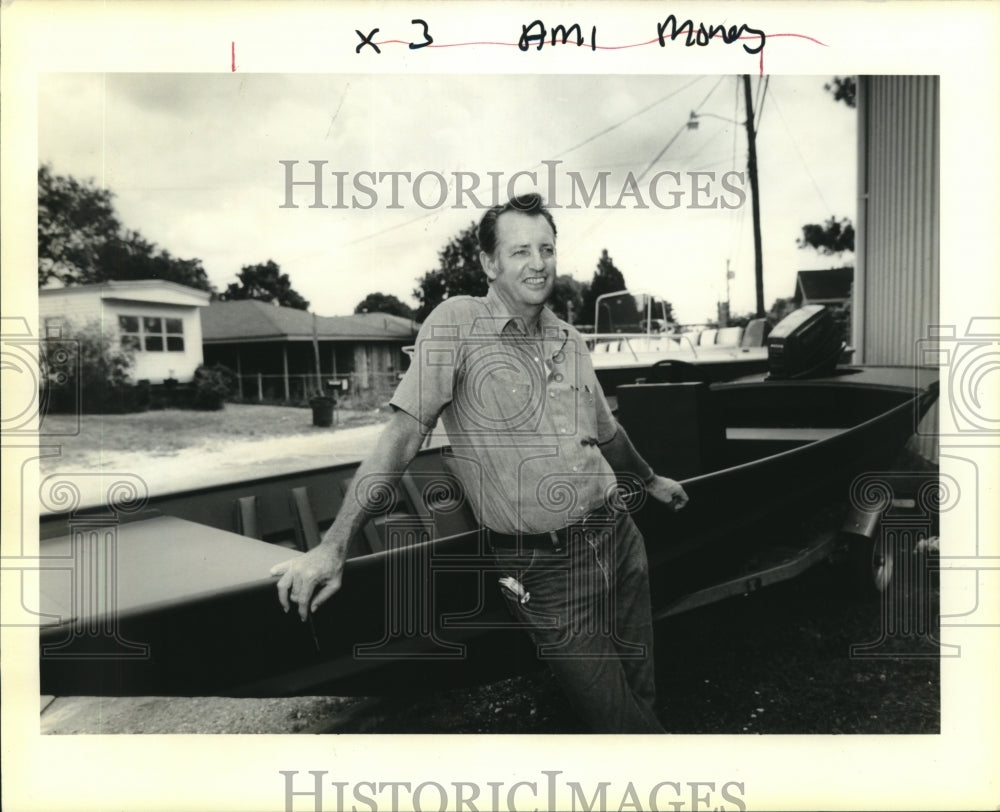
top-left (593, 381), bottom-right (619, 444)
top-left (390, 301), bottom-right (465, 429)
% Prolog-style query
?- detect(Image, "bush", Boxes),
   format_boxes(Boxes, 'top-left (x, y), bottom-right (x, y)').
top-left (40, 320), bottom-right (145, 414)
top-left (191, 363), bottom-right (237, 410)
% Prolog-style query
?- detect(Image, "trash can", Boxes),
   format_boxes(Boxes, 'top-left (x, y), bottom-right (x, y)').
top-left (310, 395), bottom-right (336, 427)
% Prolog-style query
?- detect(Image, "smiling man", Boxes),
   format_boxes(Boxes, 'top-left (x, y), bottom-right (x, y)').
top-left (271, 193), bottom-right (688, 733)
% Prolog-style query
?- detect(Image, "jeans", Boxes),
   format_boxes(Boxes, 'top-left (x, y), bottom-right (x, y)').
top-left (492, 511), bottom-right (663, 733)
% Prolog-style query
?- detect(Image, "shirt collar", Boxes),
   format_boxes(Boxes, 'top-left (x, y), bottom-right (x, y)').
top-left (481, 285), bottom-right (568, 355)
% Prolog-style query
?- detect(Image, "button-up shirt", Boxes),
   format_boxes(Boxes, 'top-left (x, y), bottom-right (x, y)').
top-left (390, 286), bottom-right (619, 533)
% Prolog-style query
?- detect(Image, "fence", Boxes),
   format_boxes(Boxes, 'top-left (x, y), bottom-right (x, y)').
top-left (231, 371), bottom-right (404, 410)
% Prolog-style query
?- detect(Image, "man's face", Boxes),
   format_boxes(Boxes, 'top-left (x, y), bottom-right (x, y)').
top-left (480, 210), bottom-right (556, 318)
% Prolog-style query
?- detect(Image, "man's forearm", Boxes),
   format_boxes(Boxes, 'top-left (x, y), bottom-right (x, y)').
top-left (318, 410), bottom-right (428, 560)
top-left (599, 421), bottom-right (690, 512)
top-left (598, 422), bottom-right (656, 482)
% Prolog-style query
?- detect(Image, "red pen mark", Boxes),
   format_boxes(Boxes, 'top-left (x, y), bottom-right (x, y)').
top-left (372, 31), bottom-right (824, 75)
top-left (231, 41), bottom-right (236, 72)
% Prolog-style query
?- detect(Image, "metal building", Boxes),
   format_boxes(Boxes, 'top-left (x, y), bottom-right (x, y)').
top-left (854, 75), bottom-right (940, 461)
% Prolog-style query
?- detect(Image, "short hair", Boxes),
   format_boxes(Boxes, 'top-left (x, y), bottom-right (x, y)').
top-left (477, 193), bottom-right (557, 257)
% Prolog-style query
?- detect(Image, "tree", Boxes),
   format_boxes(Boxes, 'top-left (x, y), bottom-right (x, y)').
top-left (548, 274), bottom-right (588, 324)
top-left (97, 229), bottom-right (213, 292)
top-left (797, 216), bottom-right (855, 256)
top-left (413, 221), bottom-right (487, 322)
top-left (38, 164), bottom-right (214, 292)
top-left (354, 292), bottom-right (415, 320)
top-left (220, 260), bottom-right (310, 310)
top-left (653, 298), bottom-right (676, 326)
top-left (38, 164), bottom-right (121, 287)
top-left (766, 297), bottom-right (797, 327)
top-left (824, 76), bottom-right (857, 108)
top-left (726, 310), bottom-right (757, 329)
top-left (581, 249), bottom-right (632, 330)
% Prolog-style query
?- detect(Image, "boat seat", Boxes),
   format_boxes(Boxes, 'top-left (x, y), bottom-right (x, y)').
top-left (698, 329), bottom-right (718, 346)
top-left (615, 382), bottom-right (725, 480)
top-left (233, 496), bottom-right (262, 540)
top-left (716, 326), bottom-right (744, 347)
top-left (335, 478), bottom-right (432, 557)
top-left (400, 454), bottom-right (478, 539)
top-left (741, 318), bottom-right (769, 348)
top-left (288, 486), bottom-right (321, 552)
top-left (649, 358), bottom-right (710, 384)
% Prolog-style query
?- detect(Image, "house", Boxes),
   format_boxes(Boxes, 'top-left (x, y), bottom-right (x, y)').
top-left (200, 299), bottom-right (419, 406)
top-left (794, 267), bottom-right (853, 308)
top-left (38, 280), bottom-right (212, 383)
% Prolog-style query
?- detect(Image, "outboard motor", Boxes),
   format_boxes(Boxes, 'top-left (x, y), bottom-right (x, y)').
top-left (766, 305), bottom-right (844, 379)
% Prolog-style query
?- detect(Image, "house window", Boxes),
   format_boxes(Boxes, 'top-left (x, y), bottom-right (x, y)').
top-left (119, 315), bottom-right (185, 352)
top-left (43, 317), bottom-right (65, 339)
top-left (119, 316), bottom-right (141, 351)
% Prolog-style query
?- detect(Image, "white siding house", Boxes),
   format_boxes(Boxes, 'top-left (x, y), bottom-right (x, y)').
top-left (38, 281), bottom-right (212, 383)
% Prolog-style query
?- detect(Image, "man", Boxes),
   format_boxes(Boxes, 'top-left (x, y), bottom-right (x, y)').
top-left (271, 193), bottom-right (688, 733)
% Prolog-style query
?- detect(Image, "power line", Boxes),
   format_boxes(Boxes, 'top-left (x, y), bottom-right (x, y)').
top-left (684, 126), bottom-right (729, 166)
top-left (548, 75), bottom-right (707, 161)
top-left (348, 77), bottom-right (712, 246)
top-left (755, 76), bottom-right (771, 132)
top-left (634, 74), bottom-right (727, 183)
top-left (693, 74), bottom-right (728, 117)
top-left (770, 82), bottom-right (832, 213)
top-left (732, 75), bottom-right (740, 170)
top-left (635, 122), bottom-right (692, 183)
top-left (753, 74), bottom-right (765, 121)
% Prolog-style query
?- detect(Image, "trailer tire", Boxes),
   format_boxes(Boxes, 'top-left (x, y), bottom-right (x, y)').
top-left (849, 531), bottom-right (894, 597)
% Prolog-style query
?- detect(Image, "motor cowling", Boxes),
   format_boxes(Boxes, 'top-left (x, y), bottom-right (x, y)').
top-left (766, 305), bottom-right (844, 379)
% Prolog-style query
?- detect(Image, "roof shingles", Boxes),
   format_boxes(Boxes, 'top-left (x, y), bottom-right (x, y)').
top-left (201, 300), bottom-right (419, 343)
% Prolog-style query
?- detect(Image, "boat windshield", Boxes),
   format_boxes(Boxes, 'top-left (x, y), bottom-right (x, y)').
top-left (595, 291), bottom-right (670, 334)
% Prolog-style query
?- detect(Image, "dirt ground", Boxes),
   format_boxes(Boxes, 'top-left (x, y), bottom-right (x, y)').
top-left (36, 404), bottom-right (423, 506)
top-left (38, 403), bottom-right (393, 473)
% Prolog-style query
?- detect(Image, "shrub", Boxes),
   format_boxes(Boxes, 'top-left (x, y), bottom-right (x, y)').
top-left (191, 363), bottom-right (237, 410)
top-left (40, 320), bottom-right (144, 414)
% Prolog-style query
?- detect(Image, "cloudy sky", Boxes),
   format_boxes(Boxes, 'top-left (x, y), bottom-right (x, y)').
top-left (39, 73), bottom-right (855, 324)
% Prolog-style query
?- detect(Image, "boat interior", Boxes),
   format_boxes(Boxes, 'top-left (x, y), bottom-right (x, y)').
top-left (40, 372), bottom-right (925, 562)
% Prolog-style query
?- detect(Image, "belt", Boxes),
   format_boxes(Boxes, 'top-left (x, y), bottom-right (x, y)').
top-left (486, 506), bottom-right (616, 553)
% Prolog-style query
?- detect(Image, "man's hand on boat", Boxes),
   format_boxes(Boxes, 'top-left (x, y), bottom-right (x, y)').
top-left (269, 409), bottom-right (430, 620)
top-left (646, 475), bottom-right (689, 512)
top-left (271, 547), bottom-right (344, 621)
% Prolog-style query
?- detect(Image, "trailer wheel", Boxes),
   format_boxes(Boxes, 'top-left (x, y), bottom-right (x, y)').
top-left (850, 532), bottom-right (894, 596)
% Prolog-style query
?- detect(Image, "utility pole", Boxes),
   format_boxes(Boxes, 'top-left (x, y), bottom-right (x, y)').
top-left (311, 311), bottom-right (323, 397)
top-left (743, 74), bottom-right (765, 317)
top-left (726, 258), bottom-right (732, 316)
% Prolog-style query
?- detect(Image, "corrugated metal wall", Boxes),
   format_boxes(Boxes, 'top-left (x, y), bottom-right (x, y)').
top-left (856, 75), bottom-right (940, 365)
top-left (856, 76), bottom-right (940, 461)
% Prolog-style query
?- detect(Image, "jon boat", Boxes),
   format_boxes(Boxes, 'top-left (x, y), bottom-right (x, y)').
top-left (39, 357), bottom-right (939, 698)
